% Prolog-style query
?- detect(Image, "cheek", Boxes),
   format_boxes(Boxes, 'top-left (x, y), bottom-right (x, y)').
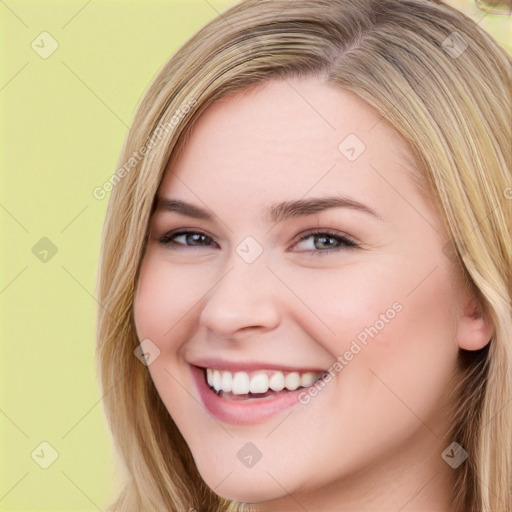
top-left (283, 259), bottom-right (459, 427)
top-left (275, 261), bottom-right (408, 356)
top-left (336, 265), bottom-right (460, 439)
top-left (293, 256), bottom-right (459, 356)
top-left (133, 253), bottom-right (202, 343)
top-left (133, 255), bottom-right (216, 437)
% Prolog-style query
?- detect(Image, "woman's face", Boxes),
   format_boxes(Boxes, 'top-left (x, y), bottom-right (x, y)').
top-left (134, 77), bottom-right (475, 509)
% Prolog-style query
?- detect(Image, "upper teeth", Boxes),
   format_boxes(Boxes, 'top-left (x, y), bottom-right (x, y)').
top-left (206, 368), bottom-right (323, 395)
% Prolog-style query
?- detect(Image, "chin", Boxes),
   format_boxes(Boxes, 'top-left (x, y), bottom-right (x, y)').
top-left (197, 463), bottom-right (288, 503)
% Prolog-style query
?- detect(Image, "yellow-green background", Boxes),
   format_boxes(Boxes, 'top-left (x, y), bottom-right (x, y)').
top-left (1, 1), bottom-right (509, 510)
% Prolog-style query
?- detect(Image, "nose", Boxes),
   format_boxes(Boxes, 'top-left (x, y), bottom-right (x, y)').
top-left (198, 257), bottom-right (281, 338)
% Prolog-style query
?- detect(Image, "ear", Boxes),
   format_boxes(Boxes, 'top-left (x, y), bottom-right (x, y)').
top-left (456, 297), bottom-right (494, 351)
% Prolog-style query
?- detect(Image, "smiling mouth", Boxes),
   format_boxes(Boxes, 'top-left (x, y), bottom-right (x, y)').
top-left (203, 367), bottom-right (325, 401)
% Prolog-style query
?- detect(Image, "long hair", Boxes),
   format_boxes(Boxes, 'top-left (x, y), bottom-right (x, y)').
top-left (95, 1), bottom-right (512, 510)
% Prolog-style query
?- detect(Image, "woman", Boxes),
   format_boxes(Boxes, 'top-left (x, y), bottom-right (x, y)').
top-left (95, 0), bottom-right (512, 510)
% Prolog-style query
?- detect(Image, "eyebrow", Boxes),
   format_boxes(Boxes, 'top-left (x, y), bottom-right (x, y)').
top-left (154, 196), bottom-right (382, 224)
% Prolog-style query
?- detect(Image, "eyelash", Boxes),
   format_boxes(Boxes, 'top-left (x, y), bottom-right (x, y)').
top-left (157, 229), bottom-right (358, 255)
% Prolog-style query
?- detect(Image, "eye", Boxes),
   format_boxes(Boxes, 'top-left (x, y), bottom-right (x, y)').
top-left (158, 230), bottom-right (217, 249)
top-left (157, 229), bottom-right (358, 254)
top-left (293, 230), bottom-right (358, 255)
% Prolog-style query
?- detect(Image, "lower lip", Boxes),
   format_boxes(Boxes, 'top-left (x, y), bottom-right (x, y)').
top-left (191, 365), bottom-right (310, 425)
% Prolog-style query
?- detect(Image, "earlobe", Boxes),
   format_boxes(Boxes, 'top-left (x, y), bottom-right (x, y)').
top-left (456, 298), bottom-right (494, 351)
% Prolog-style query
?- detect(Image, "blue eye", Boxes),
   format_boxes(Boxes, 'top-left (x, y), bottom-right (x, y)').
top-left (294, 231), bottom-right (358, 254)
top-left (158, 231), bottom-right (216, 248)
top-left (157, 229), bottom-right (358, 254)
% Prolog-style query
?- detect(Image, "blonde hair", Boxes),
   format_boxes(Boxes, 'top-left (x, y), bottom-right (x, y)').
top-left (95, 1), bottom-right (512, 510)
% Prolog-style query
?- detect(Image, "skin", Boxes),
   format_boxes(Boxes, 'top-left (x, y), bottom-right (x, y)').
top-left (133, 76), bottom-right (493, 511)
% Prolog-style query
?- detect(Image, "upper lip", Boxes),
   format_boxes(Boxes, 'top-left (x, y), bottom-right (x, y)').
top-left (190, 358), bottom-right (327, 373)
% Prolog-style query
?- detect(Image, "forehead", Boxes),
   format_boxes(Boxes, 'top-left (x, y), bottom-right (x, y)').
top-left (158, 77), bottom-right (420, 220)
